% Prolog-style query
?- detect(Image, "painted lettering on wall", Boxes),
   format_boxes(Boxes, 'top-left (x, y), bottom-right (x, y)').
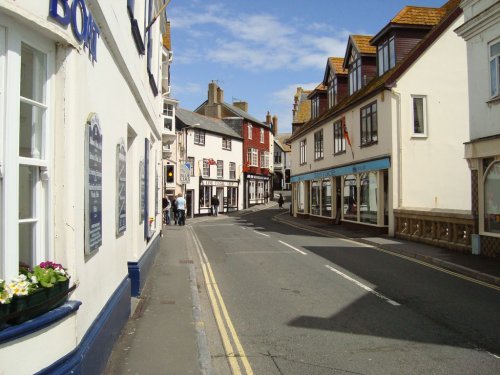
top-left (49, 0), bottom-right (100, 62)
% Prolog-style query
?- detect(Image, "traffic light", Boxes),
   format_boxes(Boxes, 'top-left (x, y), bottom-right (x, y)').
top-left (166, 165), bottom-right (174, 183)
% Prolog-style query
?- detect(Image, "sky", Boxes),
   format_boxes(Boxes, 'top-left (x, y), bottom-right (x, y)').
top-left (167, 0), bottom-right (445, 134)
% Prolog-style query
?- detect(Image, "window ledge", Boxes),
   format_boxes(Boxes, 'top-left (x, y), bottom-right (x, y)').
top-left (360, 141), bottom-right (378, 148)
top-left (411, 134), bottom-right (428, 139)
top-left (486, 95), bottom-right (500, 105)
top-left (0, 300), bottom-right (81, 345)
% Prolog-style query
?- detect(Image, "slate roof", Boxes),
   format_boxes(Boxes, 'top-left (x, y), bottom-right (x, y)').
top-left (223, 102), bottom-right (269, 127)
top-left (176, 108), bottom-right (242, 139)
top-left (288, 0), bottom-right (462, 143)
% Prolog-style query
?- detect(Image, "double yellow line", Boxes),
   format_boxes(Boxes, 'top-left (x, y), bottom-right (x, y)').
top-left (189, 227), bottom-right (254, 375)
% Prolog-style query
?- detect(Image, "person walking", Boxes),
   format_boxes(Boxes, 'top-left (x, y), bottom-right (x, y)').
top-left (172, 196), bottom-right (178, 225)
top-left (176, 193), bottom-right (187, 226)
top-left (212, 195), bottom-right (220, 217)
top-left (278, 193), bottom-right (284, 209)
top-left (162, 195), bottom-right (171, 225)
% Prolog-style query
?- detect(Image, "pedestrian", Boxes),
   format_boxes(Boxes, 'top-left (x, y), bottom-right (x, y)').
top-left (162, 195), bottom-right (171, 225)
top-left (212, 195), bottom-right (220, 216)
top-left (278, 193), bottom-right (284, 209)
top-left (176, 193), bottom-right (187, 226)
top-left (172, 196), bottom-right (178, 225)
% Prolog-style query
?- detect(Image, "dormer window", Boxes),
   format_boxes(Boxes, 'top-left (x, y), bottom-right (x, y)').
top-left (378, 36), bottom-right (396, 76)
top-left (312, 96), bottom-right (320, 118)
top-left (328, 70), bottom-right (338, 109)
top-left (349, 51), bottom-right (361, 95)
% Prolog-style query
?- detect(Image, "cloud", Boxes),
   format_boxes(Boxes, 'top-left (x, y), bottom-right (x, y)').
top-left (170, 2), bottom-right (350, 72)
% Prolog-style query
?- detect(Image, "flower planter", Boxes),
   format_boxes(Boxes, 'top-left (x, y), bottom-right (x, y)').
top-left (0, 303), bottom-right (10, 329)
top-left (8, 279), bottom-right (70, 325)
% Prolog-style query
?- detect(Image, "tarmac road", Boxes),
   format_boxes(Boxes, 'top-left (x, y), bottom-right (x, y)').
top-left (189, 207), bottom-right (500, 375)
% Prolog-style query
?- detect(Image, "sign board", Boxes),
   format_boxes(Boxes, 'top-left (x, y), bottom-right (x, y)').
top-left (116, 139), bottom-right (126, 235)
top-left (85, 113), bottom-right (102, 254)
top-left (180, 163), bottom-right (190, 184)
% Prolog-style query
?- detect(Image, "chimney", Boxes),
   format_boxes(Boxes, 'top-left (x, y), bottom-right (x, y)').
top-left (265, 111), bottom-right (272, 125)
top-left (208, 81), bottom-right (218, 105)
top-left (217, 87), bottom-right (224, 104)
top-left (233, 101), bottom-right (248, 112)
top-left (206, 81), bottom-right (222, 118)
top-left (272, 115), bottom-right (278, 135)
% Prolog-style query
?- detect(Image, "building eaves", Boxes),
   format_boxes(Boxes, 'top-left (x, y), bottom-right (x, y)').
top-left (176, 108), bottom-right (243, 139)
top-left (288, 2), bottom-right (462, 143)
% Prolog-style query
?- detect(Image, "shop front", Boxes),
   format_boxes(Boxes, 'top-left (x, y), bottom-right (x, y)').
top-left (198, 178), bottom-right (240, 215)
top-left (244, 173), bottom-right (271, 208)
top-left (291, 158), bottom-right (390, 228)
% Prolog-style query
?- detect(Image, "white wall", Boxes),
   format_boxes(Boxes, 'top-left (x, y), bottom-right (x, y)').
top-left (395, 14), bottom-right (471, 211)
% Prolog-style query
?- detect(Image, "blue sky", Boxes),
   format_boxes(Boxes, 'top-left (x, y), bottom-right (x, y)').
top-left (168, 0), bottom-right (445, 134)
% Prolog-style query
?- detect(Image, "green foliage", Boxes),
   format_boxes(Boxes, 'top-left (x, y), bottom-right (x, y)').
top-left (32, 266), bottom-right (68, 288)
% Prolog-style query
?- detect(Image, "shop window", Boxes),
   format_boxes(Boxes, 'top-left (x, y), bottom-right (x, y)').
top-left (228, 187), bottom-right (237, 207)
top-left (297, 181), bottom-right (305, 213)
top-left (360, 172), bottom-right (378, 224)
top-left (311, 180), bottom-right (320, 215)
top-left (484, 161), bottom-right (500, 234)
top-left (249, 180), bottom-right (256, 201)
top-left (200, 186), bottom-right (210, 208)
top-left (343, 175), bottom-right (357, 221)
top-left (257, 181), bottom-right (264, 199)
top-left (321, 179), bottom-right (332, 217)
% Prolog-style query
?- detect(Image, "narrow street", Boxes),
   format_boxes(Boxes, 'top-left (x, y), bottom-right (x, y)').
top-left (189, 206), bottom-right (500, 375)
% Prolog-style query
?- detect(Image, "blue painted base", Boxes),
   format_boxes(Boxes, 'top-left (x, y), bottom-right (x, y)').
top-left (128, 234), bottom-right (160, 296)
top-left (37, 277), bottom-right (131, 375)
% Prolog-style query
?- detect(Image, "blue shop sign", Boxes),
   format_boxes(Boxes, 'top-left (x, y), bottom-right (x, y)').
top-left (49, 0), bottom-right (100, 62)
top-left (290, 158), bottom-right (391, 183)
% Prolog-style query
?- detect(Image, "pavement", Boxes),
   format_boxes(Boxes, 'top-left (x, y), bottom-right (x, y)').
top-left (104, 200), bottom-right (500, 375)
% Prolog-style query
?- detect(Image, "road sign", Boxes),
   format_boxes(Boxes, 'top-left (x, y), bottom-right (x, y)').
top-left (180, 163), bottom-right (190, 184)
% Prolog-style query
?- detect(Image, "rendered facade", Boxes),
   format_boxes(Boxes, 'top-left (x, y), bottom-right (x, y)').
top-left (289, 0), bottom-right (473, 252)
top-left (0, 0), bottom-right (167, 372)
top-left (456, 0), bottom-right (500, 257)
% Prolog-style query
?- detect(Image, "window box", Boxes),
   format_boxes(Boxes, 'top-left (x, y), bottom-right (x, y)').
top-left (4, 280), bottom-right (71, 326)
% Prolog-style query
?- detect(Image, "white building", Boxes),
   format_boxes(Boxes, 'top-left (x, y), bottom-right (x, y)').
top-left (456, 0), bottom-right (500, 258)
top-left (289, 1), bottom-right (473, 252)
top-left (273, 134), bottom-right (292, 191)
top-left (0, 1), bottom-right (167, 373)
top-left (176, 108), bottom-right (244, 216)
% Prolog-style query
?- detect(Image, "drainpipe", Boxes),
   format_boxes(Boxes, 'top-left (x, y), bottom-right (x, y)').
top-left (391, 88), bottom-right (402, 236)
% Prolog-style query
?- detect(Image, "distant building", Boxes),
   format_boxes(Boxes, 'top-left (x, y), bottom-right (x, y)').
top-left (291, 87), bottom-right (312, 134)
top-left (456, 0), bottom-right (500, 258)
top-left (195, 82), bottom-right (273, 208)
top-left (273, 134), bottom-right (292, 191)
top-left (175, 108), bottom-right (243, 216)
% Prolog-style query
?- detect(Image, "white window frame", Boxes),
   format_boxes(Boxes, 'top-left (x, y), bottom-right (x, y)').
top-left (217, 160), bottom-right (223, 179)
top-left (248, 148), bottom-right (258, 167)
top-left (411, 95), bottom-right (428, 137)
top-left (300, 139), bottom-right (307, 165)
top-left (489, 39), bottom-right (500, 99)
top-left (229, 162), bottom-right (236, 179)
top-left (194, 129), bottom-right (205, 145)
top-left (0, 21), bottom-right (54, 278)
top-left (222, 137), bottom-right (231, 150)
top-left (248, 124), bottom-right (253, 140)
top-left (260, 128), bottom-right (264, 143)
top-left (202, 158), bottom-right (210, 177)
